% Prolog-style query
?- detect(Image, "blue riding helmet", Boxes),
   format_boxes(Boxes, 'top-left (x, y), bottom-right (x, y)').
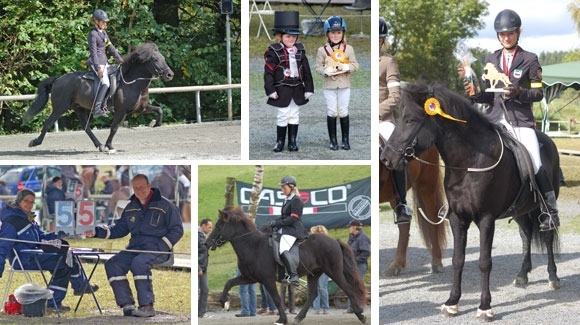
top-left (324, 16), bottom-right (346, 34)
top-left (279, 175), bottom-right (297, 187)
top-left (92, 9), bottom-right (109, 22)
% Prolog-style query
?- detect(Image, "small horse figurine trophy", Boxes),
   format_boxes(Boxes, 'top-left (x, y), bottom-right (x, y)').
top-left (481, 62), bottom-right (511, 92)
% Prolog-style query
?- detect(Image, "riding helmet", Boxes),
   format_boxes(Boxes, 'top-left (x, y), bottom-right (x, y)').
top-left (379, 17), bottom-right (388, 38)
top-left (324, 16), bottom-right (346, 34)
top-left (494, 9), bottom-right (521, 32)
top-left (279, 175), bottom-right (297, 187)
top-left (92, 9), bottom-right (110, 22)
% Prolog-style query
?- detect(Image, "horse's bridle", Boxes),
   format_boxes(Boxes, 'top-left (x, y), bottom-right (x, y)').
top-left (119, 61), bottom-right (170, 84)
top-left (205, 229), bottom-right (254, 249)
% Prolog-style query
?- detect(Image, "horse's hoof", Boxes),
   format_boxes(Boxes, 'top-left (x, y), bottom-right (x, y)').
top-left (28, 139), bottom-right (39, 147)
top-left (549, 279), bottom-right (561, 290)
top-left (431, 264), bottom-right (444, 274)
top-left (292, 317), bottom-right (302, 324)
top-left (440, 304), bottom-right (458, 318)
top-left (358, 314), bottom-right (367, 323)
top-left (476, 308), bottom-right (495, 322)
top-left (223, 301), bottom-right (230, 311)
top-left (384, 267), bottom-right (402, 277)
top-left (513, 277), bottom-right (528, 287)
top-left (108, 148), bottom-right (117, 154)
top-left (98, 145), bottom-right (106, 152)
top-left (149, 119), bottom-right (157, 127)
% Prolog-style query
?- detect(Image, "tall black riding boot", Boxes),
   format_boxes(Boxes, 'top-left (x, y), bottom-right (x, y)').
top-left (392, 169), bottom-right (413, 224)
top-left (287, 124), bottom-right (299, 151)
top-left (340, 116), bottom-right (350, 150)
top-left (327, 116), bottom-right (339, 150)
top-left (273, 126), bottom-right (287, 152)
top-left (535, 166), bottom-right (559, 231)
top-left (92, 84), bottom-right (109, 118)
top-left (281, 251), bottom-right (299, 286)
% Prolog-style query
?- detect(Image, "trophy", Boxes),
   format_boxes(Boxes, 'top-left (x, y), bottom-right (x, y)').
top-left (453, 40), bottom-right (481, 96)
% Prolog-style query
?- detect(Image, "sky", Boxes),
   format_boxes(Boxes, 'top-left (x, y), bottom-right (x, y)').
top-left (466, 0), bottom-right (580, 54)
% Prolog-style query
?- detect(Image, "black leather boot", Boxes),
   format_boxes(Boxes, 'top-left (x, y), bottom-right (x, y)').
top-left (392, 169), bottom-right (412, 224)
top-left (340, 116), bottom-right (350, 150)
top-left (327, 116), bottom-right (338, 150)
top-left (287, 124), bottom-right (299, 151)
top-left (93, 84), bottom-right (109, 118)
top-left (535, 167), bottom-right (559, 231)
top-left (281, 251), bottom-right (299, 286)
top-left (273, 126), bottom-right (287, 152)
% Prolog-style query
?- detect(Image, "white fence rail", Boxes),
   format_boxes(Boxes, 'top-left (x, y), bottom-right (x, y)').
top-left (0, 83), bottom-right (241, 123)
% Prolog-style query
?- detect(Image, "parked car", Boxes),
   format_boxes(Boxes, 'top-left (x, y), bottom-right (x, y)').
top-left (0, 166), bottom-right (61, 195)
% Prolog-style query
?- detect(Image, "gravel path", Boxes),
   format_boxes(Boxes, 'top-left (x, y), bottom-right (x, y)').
top-left (379, 201), bottom-right (580, 324)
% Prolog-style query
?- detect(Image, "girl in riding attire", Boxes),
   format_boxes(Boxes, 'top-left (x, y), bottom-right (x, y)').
top-left (315, 15), bottom-right (359, 150)
top-left (269, 176), bottom-right (306, 286)
top-left (465, 9), bottom-right (558, 231)
top-left (378, 17), bottom-right (412, 224)
top-left (86, 9), bottom-right (124, 118)
top-left (264, 11), bottom-right (314, 152)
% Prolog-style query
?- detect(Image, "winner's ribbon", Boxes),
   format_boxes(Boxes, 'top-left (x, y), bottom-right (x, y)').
top-left (424, 98), bottom-right (466, 123)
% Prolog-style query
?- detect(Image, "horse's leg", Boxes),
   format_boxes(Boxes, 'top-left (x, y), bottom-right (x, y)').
top-left (263, 280), bottom-right (288, 325)
top-left (514, 215), bottom-right (532, 286)
top-left (386, 222), bottom-right (410, 276)
top-left (218, 275), bottom-right (254, 311)
top-left (544, 225), bottom-right (560, 290)
top-left (142, 103), bottom-right (163, 127)
top-left (74, 107), bottom-right (105, 150)
top-left (475, 216), bottom-right (495, 322)
top-left (294, 274), bottom-right (320, 323)
top-left (104, 112), bottom-right (126, 153)
top-left (441, 212), bottom-right (469, 318)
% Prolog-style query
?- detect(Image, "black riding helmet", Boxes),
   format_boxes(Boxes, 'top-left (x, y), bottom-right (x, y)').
top-left (92, 9), bottom-right (110, 22)
top-left (379, 17), bottom-right (388, 38)
top-left (279, 175), bottom-right (297, 187)
top-left (494, 9), bottom-right (521, 32)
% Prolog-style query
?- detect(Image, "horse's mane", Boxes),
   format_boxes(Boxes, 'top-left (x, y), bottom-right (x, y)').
top-left (221, 206), bottom-right (257, 231)
top-left (402, 81), bottom-right (498, 133)
top-left (123, 42), bottom-right (160, 64)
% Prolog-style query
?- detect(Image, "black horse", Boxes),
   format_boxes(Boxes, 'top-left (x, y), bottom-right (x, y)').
top-left (205, 206), bottom-right (367, 325)
top-left (24, 42), bottom-right (174, 153)
top-left (382, 82), bottom-right (560, 322)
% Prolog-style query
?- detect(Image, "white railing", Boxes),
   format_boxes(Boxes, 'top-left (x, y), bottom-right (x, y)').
top-left (0, 83), bottom-right (241, 124)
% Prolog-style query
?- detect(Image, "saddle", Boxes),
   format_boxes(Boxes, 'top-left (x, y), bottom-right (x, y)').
top-left (268, 232), bottom-right (302, 282)
top-left (81, 65), bottom-right (120, 109)
top-left (497, 127), bottom-right (542, 219)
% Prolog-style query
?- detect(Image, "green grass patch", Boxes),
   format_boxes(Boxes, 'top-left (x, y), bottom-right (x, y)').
top-left (198, 165), bottom-right (371, 291)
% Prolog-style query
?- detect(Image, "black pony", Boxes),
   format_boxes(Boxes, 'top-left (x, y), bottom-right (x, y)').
top-left (24, 42), bottom-right (174, 153)
top-left (205, 206), bottom-right (367, 325)
top-left (382, 82), bottom-right (560, 322)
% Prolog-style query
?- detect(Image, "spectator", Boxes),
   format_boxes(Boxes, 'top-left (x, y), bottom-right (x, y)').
top-left (345, 220), bottom-right (370, 313)
top-left (198, 218), bottom-right (213, 319)
top-left (257, 283), bottom-right (277, 316)
top-left (310, 225), bottom-right (330, 314)
top-left (45, 177), bottom-right (66, 216)
top-left (235, 269), bottom-right (257, 317)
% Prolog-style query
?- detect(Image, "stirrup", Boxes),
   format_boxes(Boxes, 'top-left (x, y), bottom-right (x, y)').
top-left (394, 204), bottom-right (413, 224)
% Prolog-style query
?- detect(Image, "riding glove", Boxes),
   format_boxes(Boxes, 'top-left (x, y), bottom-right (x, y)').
top-left (503, 85), bottom-right (522, 99)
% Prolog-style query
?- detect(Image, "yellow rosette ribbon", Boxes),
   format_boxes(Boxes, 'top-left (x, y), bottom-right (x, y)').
top-left (331, 49), bottom-right (350, 63)
top-left (424, 98), bottom-right (466, 123)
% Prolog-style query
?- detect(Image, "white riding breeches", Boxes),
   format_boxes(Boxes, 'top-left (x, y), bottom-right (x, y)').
top-left (277, 99), bottom-right (300, 126)
top-left (378, 121), bottom-right (396, 142)
top-left (323, 88), bottom-right (350, 117)
top-left (279, 234), bottom-right (297, 254)
top-left (97, 64), bottom-right (110, 87)
top-left (499, 118), bottom-right (542, 174)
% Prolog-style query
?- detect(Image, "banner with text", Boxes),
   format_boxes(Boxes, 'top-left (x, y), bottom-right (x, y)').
top-left (236, 177), bottom-right (371, 229)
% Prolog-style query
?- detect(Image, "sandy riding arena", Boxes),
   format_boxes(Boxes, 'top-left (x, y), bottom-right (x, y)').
top-left (0, 121), bottom-right (240, 160)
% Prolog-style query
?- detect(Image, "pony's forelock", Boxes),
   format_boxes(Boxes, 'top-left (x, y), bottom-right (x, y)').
top-left (221, 206), bottom-right (257, 231)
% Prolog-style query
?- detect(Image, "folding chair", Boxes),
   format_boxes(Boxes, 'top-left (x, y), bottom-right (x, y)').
top-left (344, 0), bottom-right (371, 38)
top-left (110, 199), bottom-right (131, 225)
top-left (2, 248), bottom-right (61, 316)
top-left (153, 249), bottom-right (175, 269)
top-left (250, 0), bottom-right (275, 40)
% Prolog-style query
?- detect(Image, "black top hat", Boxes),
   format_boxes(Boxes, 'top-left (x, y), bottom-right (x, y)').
top-left (273, 11), bottom-right (301, 35)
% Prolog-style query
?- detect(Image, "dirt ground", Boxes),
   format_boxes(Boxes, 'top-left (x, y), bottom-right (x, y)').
top-left (0, 121), bottom-right (240, 160)
top-left (198, 307), bottom-right (370, 325)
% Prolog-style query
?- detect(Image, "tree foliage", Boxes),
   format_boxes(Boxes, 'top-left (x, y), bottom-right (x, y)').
top-left (380, 0), bottom-right (488, 87)
top-left (0, 0), bottom-right (240, 135)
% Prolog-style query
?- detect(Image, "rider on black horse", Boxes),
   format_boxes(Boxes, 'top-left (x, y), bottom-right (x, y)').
top-left (86, 9), bottom-right (124, 118)
top-left (269, 175), bottom-right (307, 286)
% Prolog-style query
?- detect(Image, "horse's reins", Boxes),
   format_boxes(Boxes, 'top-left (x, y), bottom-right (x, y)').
top-left (119, 63), bottom-right (170, 84)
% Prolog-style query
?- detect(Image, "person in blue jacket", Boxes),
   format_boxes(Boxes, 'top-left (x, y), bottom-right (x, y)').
top-left (45, 176), bottom-right (66, 216)
top-left (0, 189), bottom-right (97, 312)
top-left (90, 174), bottom-right (184, 317)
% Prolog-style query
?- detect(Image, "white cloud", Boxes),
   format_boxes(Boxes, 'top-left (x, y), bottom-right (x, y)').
top-left (467, 0), bottom-right (579, 54)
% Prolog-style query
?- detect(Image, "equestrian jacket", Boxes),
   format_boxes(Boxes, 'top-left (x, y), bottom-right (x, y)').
top-left (86, 28), bottom-right (123, 71)
top-left (0, 203), bottom-right (58, 277)
top-left (348, 229), bottom-right (371, 265)
top-left (95, 188), bottom-right (184, 254)
top-left (274, 194), bottom-right (307, 240)
top-left (264, 42), bottom-right (314, 108)
top-left (472, 46), bottom-right (543, 128)
top-left (379, 51), bottom-right (402, 122)
top-left (315, 43), bottom-right (359, 89)
top-left (198, 228), bottom-right (209, 273)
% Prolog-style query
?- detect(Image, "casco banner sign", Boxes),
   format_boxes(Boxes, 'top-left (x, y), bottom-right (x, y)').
top-left (236, 177), bottom-right (371, 229)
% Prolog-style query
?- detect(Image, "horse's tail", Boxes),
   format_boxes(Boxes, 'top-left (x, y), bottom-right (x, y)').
top-left (530, 210), bottom-right (561, 254)
top-left (24, 76), bottom-right (58, 121)
top-left (338, 239), bottom-right (367, 309)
